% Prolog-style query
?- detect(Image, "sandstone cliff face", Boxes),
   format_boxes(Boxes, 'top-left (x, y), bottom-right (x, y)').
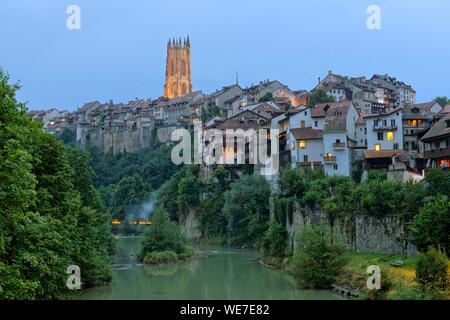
top-left (78, 123), bottom-right (154, 155)
top-left (179, 207), bottom-right (201, 241)
top-left (280, 200), bottom-right (416, 255)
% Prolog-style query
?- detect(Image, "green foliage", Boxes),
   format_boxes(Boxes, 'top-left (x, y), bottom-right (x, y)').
top-left (177, 175), bottom-right (201, 213)
top-left (358, 179), bottom-right (403, 216)
top-left (434, 96), bottom-right (450, 107)
top-left (56, 128), bottom-right (75, 147)
top-left (415, 247), bottom-right (448, 291)
top-left (201, 104), bottom-right (221, 122)
top-left (140, 207), bottom-right (188, 258)
top-left (307, 89), bottom-right (336, 107)
top-left (262, 222), bottom-right (287, 257)
top-left (89, 145), bottom-right (179, 190)
top-left (424, 168), bottom-right (450, 197)
top-left (302, 190), bottom-right (322, 209)
top-left (199, 194), bottom-right (227, 238)
top-left (411, 195), bottom-right (450, 253)
top-left (274, 197), bottom-right (294, 225)
top-left (0, 69), bottom-right (111, 299)
top-left (367, 169), bottom-right (388, 182)
top-left (258, 92), bottom-right (274, 102)
top-left (223, 175), bottom-right (271, 246)
top-left (279, 166), bottom-right (308, 198)
top-left (143, 250), bottom-right (178, 264)
top-left (293, 224), bottom-right (345, 289)
top-left (156, 170), bottom-right (185, 221)
top-left (107, 174), bottom-right (152, 219)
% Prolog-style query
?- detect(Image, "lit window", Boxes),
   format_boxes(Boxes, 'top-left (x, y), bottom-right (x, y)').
top-left (387, 132), bottom-right (394, 141)
top-left (299, 140), bottom-right (306, 149)
top-left (327, 152), bottom-right (333, 158)
top-left (375, 144), bottom-right (381, 151)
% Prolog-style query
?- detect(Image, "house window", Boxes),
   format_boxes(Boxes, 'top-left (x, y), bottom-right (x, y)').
top-left (291, 141), bottom-right (295, 150)
top-left (333, 164), bottom-right (338, 170)
top-left (387, 132), bottom-right (394, 141)
top-left (300, 120), bottom-right (305, 128)
top-left (326, 152), bottom-right (333, 158)
top-left (377, 132), bottom-right (384, 141)
top-left (304, 111), bottom-right (307, 116)
top-left (303, 155), bottom-right (308, 162)
top-left (391, 119), bottom-right (396, 127)
top-left (375, 144), bottom-right (381, 151)
top-left (315, 120), bottom-right (318, 127)
top-left (394, 143), bottom-right (399, 150)
top-left (364, 128), bottom-right (367, 134)
top-left (299, 140), bottom-right (306, 149)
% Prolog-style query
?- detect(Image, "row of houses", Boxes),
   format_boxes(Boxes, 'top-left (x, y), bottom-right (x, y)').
top-left (29, 72), bottom-right (450, 175)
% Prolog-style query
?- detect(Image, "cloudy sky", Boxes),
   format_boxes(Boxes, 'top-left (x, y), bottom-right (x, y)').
top-left (1, 0), bottom-right (449, 110)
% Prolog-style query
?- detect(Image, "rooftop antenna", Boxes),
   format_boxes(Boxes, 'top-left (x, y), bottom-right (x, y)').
top-left (235, 70), bottom-right (239, 85)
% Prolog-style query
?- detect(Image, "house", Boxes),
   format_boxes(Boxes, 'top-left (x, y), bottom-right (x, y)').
top-left (402, 102), bottom-right (442, 169)
top-left (362, 108), bottom-right (404, 171)
top-left (156, 91), bottom-right (203, 125)
top-left (286, 101), bottom-right (359, 176)
top-left (421, 113), bottom-right (450, 168)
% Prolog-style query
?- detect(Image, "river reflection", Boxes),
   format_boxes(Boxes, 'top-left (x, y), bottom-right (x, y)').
top-left (76, 237), bottom-right (343, 300)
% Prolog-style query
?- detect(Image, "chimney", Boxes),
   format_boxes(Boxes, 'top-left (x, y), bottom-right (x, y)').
top-left (318, 77), bottom-right (321, 84)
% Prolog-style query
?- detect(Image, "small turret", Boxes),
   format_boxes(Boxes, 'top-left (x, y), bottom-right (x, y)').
top-left (186, 35), bottom-right (190, 48)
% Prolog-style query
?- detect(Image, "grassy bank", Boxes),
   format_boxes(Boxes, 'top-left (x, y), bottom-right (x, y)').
top-left (336, 252), bottom-right (449, 300)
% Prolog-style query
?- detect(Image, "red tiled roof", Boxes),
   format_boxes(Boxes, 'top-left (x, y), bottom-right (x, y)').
top-left (290, 128), bottom-right (323, 140)
top-left (363, 149), bottom-right (405, 159)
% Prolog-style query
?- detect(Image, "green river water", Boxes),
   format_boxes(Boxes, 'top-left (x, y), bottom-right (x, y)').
top-left (77, 237), bottom-right (343, 300)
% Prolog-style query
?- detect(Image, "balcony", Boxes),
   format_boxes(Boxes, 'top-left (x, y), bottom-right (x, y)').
top-left (332, 142), bottom-right (346, 149)
top-left (323, 156), bottom-right (337, 164)
top-left (373, 124), bottom-right (397, 131)
top-left (297, 161), bottom-right (322, 168)
top-left (424, 147), bottom-right (450, 159)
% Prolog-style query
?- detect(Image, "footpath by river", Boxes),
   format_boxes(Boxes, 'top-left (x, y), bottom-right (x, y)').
top-left (76, 237), bottom-right (343, 300)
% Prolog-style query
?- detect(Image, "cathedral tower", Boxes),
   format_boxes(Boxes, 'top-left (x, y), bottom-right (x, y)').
top-left (164, 36), bottom-right (192, 99)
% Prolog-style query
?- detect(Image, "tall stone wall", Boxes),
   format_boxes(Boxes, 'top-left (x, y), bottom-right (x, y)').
top-left (282, 200), bottom-right (416, 255)
top-left (78, 125), bottom-right (154, 155)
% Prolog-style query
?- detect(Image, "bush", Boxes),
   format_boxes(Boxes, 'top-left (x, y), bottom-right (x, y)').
top-left (302, 190), bottom-right (321, 209)
top-left (144, 251), bottom-right (178, 264)
top-left (262, 222), bottom-right (288, 257)
top-left (367, 169), bottom-right (388, 182)
top-left (140, 207), bottom-right (187, 259)
top-left (293, 225), bottom-right (345, 289)
top-left (411, 195), bottom-right (450, 253)
top-left (415, 247), bottom-right (448, 291)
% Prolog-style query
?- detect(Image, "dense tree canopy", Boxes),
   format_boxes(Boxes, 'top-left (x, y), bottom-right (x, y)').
top-left (0, 69), bottom-right (112, 299)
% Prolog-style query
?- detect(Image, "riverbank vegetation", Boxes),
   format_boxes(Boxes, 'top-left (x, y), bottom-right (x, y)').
top-left (0, 70), bottom-right (112, 299)
top-left (139, 208), bottom-right (193, 264)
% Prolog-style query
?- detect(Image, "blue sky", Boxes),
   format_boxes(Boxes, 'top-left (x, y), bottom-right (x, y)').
top-left (1, 0), bottom-right (449, 110)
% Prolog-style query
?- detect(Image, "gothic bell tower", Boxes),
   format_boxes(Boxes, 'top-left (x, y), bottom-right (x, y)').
top-left (164, 36), bottom-right (192, 99)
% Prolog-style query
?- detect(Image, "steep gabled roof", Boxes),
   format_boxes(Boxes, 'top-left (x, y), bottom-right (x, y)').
top-left (421, 113), bottom-right (450, 141)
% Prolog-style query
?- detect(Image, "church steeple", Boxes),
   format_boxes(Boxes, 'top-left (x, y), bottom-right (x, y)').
top-left (164, 36), bottom-right (192, 99)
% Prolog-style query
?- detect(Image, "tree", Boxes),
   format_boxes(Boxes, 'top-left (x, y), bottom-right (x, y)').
top-left (424, 168), bottom-right (450, 197)
top-left (415, 247), bottom-right (448, 291)
top-left (293, 224), bottom-right (345, 289)
top-left (307, 89), bottom-right (336, 107)
top-left (0, 69), bottom-right (111, 299)
top-left (262, 222), bottom-right (287, 257)
top-left (411, 195), bottom-right (450, 253)
top-left (434, 96), bottom-right (450, 107)
top-left (176, 175), bottom-right (201, 213)
top-left (223, 175), bottom-right (271, 245)
top-left (110, 174), bottom-right (152, 218)
top-left (140, 207), bottom-right (187, 257)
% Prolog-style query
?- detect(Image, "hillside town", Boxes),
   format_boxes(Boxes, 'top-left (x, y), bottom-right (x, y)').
top-left (30, 69), bottom-right (450, 182)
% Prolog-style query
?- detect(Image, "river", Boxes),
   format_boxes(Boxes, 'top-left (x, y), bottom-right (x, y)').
top-left (76, 237), bottom-right (343, 300)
